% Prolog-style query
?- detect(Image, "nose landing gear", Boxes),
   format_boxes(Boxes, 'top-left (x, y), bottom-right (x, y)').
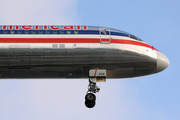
top-left (85, 69), bottom-right (106, 108)
top-left (85, 78), bottom-right (99, 108)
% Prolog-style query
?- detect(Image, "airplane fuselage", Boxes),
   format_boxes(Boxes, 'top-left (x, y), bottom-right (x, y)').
top-left (0, 25), bottom-right (169, 79)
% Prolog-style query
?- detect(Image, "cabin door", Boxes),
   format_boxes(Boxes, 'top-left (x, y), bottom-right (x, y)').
top-left (99, 28), bottom-right (111, 44)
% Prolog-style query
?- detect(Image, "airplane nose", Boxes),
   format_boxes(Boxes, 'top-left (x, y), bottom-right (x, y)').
top-left (156, 51), bottom-right (170, 73)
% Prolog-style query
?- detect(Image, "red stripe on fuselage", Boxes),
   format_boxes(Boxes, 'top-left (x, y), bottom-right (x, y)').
top-left (94, 69), bottom-right (97, 77)
top-left (0, 38), bottom-right (159, 51)
top-left (111, 39), bottom-right (159, 51)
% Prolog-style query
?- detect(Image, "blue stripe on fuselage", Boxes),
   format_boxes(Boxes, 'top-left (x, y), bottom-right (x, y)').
top-left (0, 30), bottom-right (129, 37)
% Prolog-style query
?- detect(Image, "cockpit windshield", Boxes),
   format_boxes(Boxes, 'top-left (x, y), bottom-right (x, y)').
top-left (129, 34), bottom-right (143, 41)
top-left (138, 37), bottom-right (143, 41)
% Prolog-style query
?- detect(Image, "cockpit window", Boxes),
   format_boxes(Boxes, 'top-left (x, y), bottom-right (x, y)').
top-left (138, 38), bottom-right (143, 41)
top-left (129, 35), bottom-right (143, 41)
top-left (129, 35), bottom-right (138, 40)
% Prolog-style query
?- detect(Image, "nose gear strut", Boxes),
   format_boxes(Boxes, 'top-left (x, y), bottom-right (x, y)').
top-left (87, 77), bottom-right (100, 93)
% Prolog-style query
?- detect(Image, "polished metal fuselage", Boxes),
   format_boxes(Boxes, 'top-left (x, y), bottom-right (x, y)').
top-left (0, 26), bottom-right (157, 79)
top-left (0, 38), bottom-right (157, 79)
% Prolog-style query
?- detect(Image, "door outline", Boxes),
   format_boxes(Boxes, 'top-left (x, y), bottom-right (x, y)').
top-left (100, 28), bottom-right (111, 44)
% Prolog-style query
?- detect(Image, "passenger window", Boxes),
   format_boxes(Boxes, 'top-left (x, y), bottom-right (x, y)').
top-left (46, 30), bottom-right (50, 34)
top-left (25, 30), bottom-right (29, 34)
top-left (39, 30), bottom-right (43, 34)
top-left (60, 30), bottom-right (64, 34)
top-left (74, 30), bottom-right (78, 34)
top-left (53, 30), bottom-right (57, 34)
top-left (67, 30), bottom-right (71, 34)
top-left (10, 30), bottom-right (15, 34)
top-left (32, 30), bottom-right (36, 34)
top-left (3, 30), bottom-right (8, 34)
top-left (17, 30), bottom-right (22, 34)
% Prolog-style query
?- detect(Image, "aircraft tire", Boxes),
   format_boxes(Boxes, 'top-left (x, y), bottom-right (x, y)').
top-left (85, 93), bottom-right (96, 102)
top-left (85, 101), bottom-right (96, 108)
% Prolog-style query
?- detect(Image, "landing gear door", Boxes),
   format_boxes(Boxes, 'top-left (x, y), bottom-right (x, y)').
top-left (100, 28), bottom-right (111, 44)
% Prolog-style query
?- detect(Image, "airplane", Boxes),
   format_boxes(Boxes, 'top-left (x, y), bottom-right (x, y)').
top-left (0, 25), bottom-right (169, 108)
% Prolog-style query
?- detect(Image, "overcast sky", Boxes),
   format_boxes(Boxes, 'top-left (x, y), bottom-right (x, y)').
top-left (0, 0), bottom-right (179, 120)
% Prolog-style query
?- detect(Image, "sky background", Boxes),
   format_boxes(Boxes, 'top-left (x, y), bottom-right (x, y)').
top-left (0, 0), bottom-right (179, 120)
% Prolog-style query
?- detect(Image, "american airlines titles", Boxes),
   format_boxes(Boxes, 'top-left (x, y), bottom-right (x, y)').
top-left (0, 25), bottom-right (88, 30)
